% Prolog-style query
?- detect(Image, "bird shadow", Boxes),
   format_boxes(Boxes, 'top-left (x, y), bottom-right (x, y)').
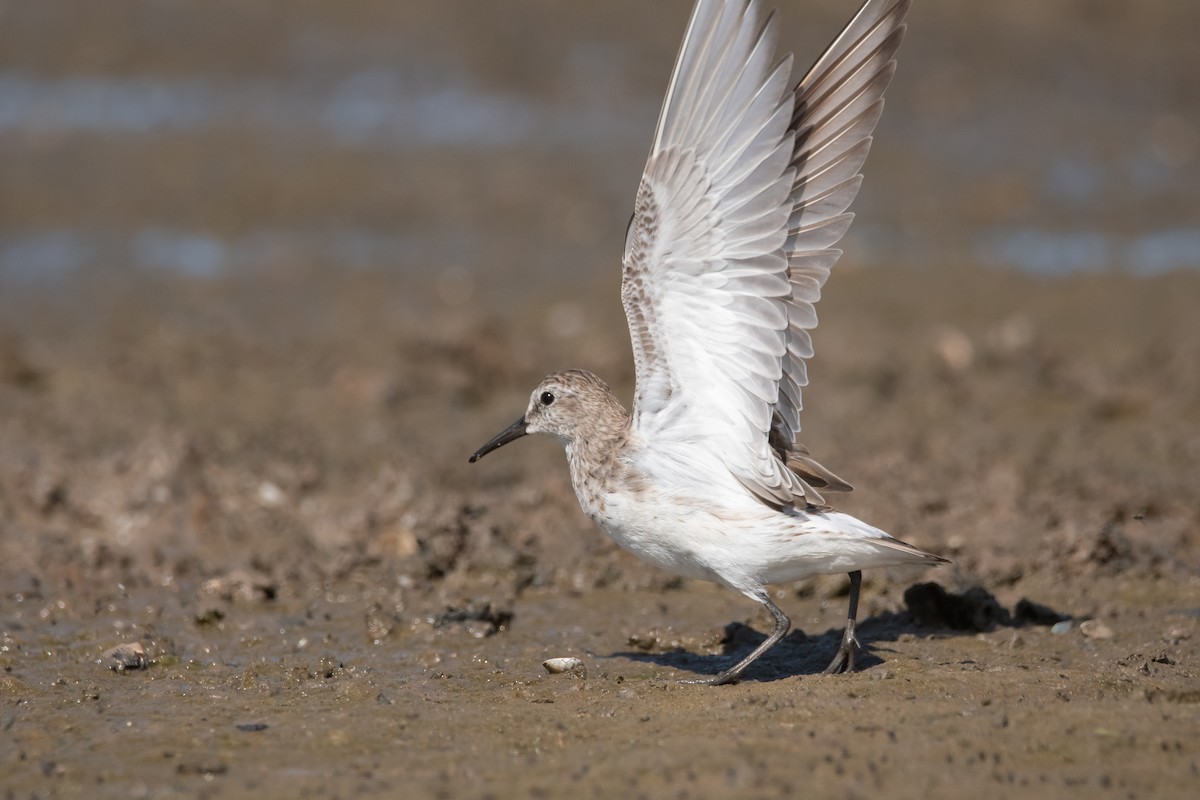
top-left (610, 582), bottom-right (1071, 684)
top-left (612, 614), bottom-right (903, 683)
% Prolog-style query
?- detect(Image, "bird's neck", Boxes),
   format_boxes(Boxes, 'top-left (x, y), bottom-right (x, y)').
top-left (563, 397), bottom-right (632, 492)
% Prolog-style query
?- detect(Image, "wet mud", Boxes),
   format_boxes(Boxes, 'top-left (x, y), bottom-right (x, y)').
top-left (2, 266), bottom-right (1198, 798)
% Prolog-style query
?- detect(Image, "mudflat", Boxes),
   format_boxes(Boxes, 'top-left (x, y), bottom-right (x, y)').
top-left (2, 265), bottom-right (1197, 798)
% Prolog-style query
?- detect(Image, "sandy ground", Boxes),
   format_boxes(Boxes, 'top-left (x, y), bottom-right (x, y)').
top-left (2, 0), bottom-right (1199, 798)
top-left (2, 265), bottom-right (1198, 799)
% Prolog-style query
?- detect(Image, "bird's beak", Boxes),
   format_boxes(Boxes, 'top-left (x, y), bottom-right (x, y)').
top-left (468, 416), bottom-right (528, 463)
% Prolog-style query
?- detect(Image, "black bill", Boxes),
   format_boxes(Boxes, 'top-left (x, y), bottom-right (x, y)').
top-left (468, 416), bottom-right (528, 463)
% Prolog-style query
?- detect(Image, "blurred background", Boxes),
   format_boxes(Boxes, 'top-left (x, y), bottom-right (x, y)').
top-left (2, 0), bottom-right (1198, 327)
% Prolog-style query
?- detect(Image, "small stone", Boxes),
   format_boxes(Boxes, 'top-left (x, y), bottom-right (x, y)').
top-left (1162, 625), bottom-right (1190, 645)
top-left (935, 327), bottom-right (975, 371)
top-left (1050, 620), bottom-right (1074, 635)
top-left (257, 481), bottom-right (286, 507)
top-left (365, 603), bottom-right (396, 643)
top-left (1080, 619), bottom-right (1114, 640)
top-left (103, 642), bottom-right (148, 673)
top-left (200, 570), bottom-right (277, 603)
top-left (542, 657), bottom-right (586, 677)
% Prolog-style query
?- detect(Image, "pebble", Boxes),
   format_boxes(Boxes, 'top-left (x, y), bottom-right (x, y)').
top-left (1080, 619), bottom-right (1114, 640)
top-left (935, 327), bottom-right (975, 371)
top-left (257, 481), bottom-right (286, 507)
top-left (103, 642), bottom-right (148, 673)
top-left (1050, 620), bottom-right (1074, 635)
top-left (1162, 625), bottom-right (1190, 644)
top-left (542, 657), bottom-right (586, 677)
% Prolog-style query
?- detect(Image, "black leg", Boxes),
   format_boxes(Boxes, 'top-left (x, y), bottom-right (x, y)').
top-left (685, 591), bottom-right (790, 685)
top-left (823, 570), bottom-right (861, 675)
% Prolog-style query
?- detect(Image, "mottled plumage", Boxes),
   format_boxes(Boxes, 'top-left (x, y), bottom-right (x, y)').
top-left (471, 0), bottom-right (946, 684)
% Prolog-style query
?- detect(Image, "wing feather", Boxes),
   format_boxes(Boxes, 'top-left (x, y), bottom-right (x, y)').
top-left (622, 0), bottom-right (910, 508)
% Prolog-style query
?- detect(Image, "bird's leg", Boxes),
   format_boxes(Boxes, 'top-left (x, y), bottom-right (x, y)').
top-left (686, 591), bottom-right (790, 686)
top-left (823, 570), bottom-right (861, 675)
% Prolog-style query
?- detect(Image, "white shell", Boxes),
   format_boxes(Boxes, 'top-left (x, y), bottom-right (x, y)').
top-left (1080, 619), bottom-right (1114, 640)
top-left (542, 657), bottom-right (585, 675)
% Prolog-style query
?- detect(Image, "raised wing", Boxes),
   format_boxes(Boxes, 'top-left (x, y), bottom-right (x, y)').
top-left (621, 0), bottom-right (909, 508)
top-left (774, 0), bottom-right (910, 459)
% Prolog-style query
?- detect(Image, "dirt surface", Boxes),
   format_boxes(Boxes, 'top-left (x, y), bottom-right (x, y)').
top-left (2, 265), bottom-right (1198, 799)
top-left (2, 1), bottom-right (1200, 798)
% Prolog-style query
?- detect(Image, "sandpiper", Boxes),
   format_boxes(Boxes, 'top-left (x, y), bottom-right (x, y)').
top-left (470, 0), bottom-right (946, 684)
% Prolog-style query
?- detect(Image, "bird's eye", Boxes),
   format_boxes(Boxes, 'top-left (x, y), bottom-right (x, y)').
top-left (539, 391), bottom-right (555, 406)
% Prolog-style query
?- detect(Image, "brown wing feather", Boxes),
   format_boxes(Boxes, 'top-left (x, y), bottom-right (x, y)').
top-left (767, 427), bottom-right (853, 507)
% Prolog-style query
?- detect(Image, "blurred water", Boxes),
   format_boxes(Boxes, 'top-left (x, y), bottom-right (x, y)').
top-left (1, 0), bottom-right (1198, 305)
top-left (975, 228), bottom-right (1200, 277)
top-left (0, 71), bottom-right (649, 149)
top-left (6, 223), bottom-right (1197, 292)
top-left (0, 228), bottom-right (480, 284)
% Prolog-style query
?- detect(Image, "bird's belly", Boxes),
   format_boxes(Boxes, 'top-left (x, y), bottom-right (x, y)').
top-left (580, 490), bottom-right (726, 583)
top-left (576, 484), bottom-right (922, 591)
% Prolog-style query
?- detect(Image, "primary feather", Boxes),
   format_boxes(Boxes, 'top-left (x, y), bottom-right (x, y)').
top-left (622, 0), bottom-right (910, 509)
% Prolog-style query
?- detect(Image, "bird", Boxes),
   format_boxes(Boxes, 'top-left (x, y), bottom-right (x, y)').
top-left (469, 0), bottom-right (946, 685)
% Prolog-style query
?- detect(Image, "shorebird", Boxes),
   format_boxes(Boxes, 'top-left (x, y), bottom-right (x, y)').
top-left (470, 0), bottom-right (946, 684)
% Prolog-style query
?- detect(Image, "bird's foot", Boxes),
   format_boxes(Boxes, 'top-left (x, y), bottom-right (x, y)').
top-left (680, 668), bottom-right (740, 686)
top-left (822, 632), bottom-right (859, 675)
